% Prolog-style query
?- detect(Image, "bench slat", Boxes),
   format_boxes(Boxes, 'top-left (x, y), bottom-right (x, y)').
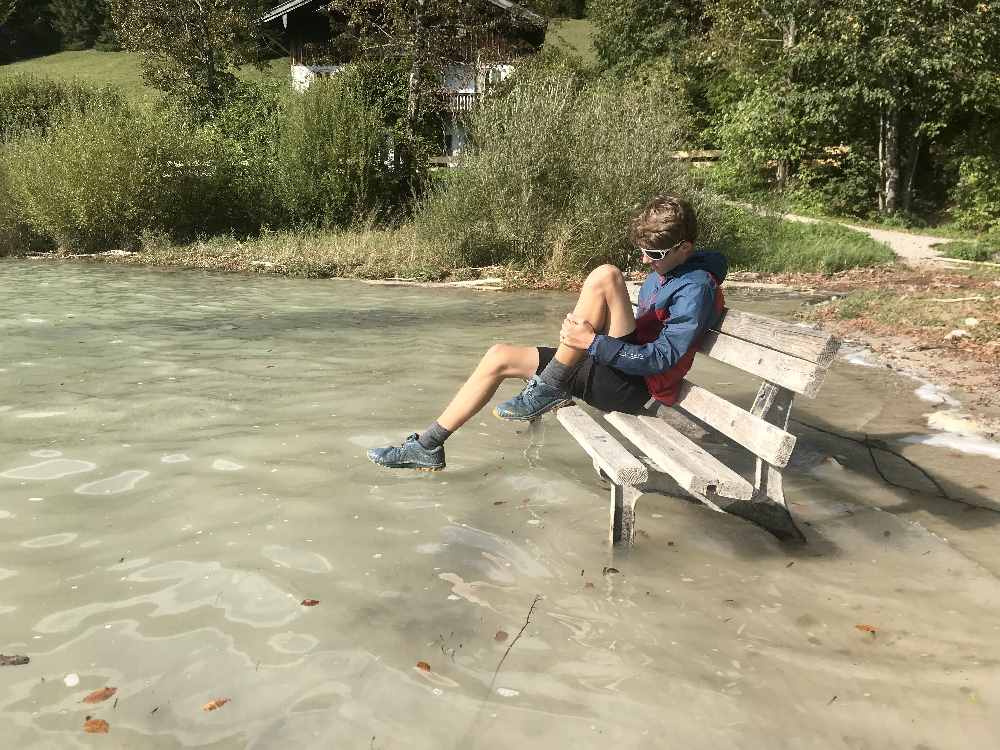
top-left (699, 330), bottom-right (828, 397)
top-left (556, 407), bottom-right (648, 486)
top-left (674, 381), bottom-right (797, 467)
top-left (714, 309), bottom-right (839, 366)
top-left (606, 413), bottom-right (755, 501)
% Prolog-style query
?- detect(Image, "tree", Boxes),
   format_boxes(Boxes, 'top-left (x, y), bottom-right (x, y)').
top-left (108, 0), bottom-right (267, 116)
top-left (0, 2), bottom-right (61, 63)
top-left (705, 0), bottom-right (1000, 215)
top-left (0, 1), bottom-right (16, 27)
top-left (327, 0), bottom-right (548, 140)
top-left (590, 0), bottom-right (706, 72)
top-left (49, 0), bottom-right (104, 50)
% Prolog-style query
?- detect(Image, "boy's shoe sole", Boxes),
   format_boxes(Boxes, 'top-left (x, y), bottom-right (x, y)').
top-left (492, 399), bottom-right (573, 422)
top-left (366, 455), bottom-right (445, 472)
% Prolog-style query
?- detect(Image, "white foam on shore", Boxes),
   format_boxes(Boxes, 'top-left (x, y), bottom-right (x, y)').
top-left (902, 433), bottom-right (1000, 460)
top-left (841, 347), bottom-right (882, 369)
top-left (914, 383), bottom-right (961, 407)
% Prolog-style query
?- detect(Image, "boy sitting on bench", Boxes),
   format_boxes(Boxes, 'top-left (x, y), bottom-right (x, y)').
top-left (368, 194), bottom-right (727, 471)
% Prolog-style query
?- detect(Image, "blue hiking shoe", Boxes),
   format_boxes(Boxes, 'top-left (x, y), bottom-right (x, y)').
top-left (367, 433), bottom-right (446, 471)
top-left (493, 375), bottom-right (573, 422)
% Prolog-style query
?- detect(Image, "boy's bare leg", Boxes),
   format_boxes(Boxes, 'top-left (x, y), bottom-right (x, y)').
top-left (367, 265), bottom-right (635, 468)
top-left (555, 264), bottom-right (637, 365)
top-left (438, 265), bottom-right (633, 430)
top-left (436, 344), bottom-right (539, 431)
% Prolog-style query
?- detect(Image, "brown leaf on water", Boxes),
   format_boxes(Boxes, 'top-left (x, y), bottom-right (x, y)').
top-left (416, 661), bottom-right (431, 672)
top-left (855, 624), bottom-right (878, 636)
top-left (494, 630), bottom-right (508, 642)
top-left (301, 599), bottom-right (320, 607)
top-left (493, 501), bottom-right (506, 506)
top-left (83, 718), bottom-right (109, 734)
top-left (82, 687), bottom-right (117, 704)
top-left (202, 697), bottom-right (230, 712)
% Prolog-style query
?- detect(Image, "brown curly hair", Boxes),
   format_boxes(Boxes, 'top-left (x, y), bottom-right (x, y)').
top-left (627, 195), bottom-right (698, 251)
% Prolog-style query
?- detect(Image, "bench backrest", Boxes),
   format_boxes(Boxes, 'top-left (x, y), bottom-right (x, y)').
top-left (626, 283), bottom-right (840, 469)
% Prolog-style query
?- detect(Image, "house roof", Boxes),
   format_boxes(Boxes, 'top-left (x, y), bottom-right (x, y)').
top-left (261, 0), bottom-right (546, 28)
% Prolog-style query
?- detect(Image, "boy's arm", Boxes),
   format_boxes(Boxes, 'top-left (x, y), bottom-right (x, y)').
top-left (587, 279), bottom-right (718, 377)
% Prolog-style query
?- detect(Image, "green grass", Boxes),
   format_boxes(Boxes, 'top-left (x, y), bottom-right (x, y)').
top-left (544, 18), bottom-right (597, 65)
top-left (0, 50), bottom-right (290, 104)
top-left (726, 218), bottom-right (896, 274)
top-left (935, 239), bottom-right (1000, 263)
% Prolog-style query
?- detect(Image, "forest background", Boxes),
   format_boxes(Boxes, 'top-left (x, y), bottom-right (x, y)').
top-left (0, 0), bottom-right (998, 277)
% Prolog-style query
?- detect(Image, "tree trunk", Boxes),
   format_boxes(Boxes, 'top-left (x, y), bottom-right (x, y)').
top-left (406, 0), bottom-right (428, 138)
top-left (902, 130), bottom-right (922, 214)
top-left (776, 159), bottom-right (790, 190)
top-left (881, 106), bottom-right (901, 215)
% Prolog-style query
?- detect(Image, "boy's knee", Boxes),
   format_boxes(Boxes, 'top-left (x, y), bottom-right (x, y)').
top-left (586, 264), bottom-right (625, 289)
top-left (483, 343), bottom-right (514, 371)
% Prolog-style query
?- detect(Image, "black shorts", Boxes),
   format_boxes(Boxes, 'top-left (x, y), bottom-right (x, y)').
top-left (537, 331), bottom-right (651, 415)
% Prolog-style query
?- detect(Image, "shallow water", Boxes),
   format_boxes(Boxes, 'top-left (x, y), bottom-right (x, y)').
top-left (2, 261), bottom-right (999, 749)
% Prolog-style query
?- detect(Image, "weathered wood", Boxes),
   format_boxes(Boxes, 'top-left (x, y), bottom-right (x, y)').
top-left (674, 380), bottom-right (797, 467)
top-left (713, 309), bottom-right (840, 366)
top-left (610, 483), bottom-right (643, 545)
top-left (699, 330), bottom-right (828, 398)
top-left (606, 413), bottom-right (755, 501)
top-left (750, 382), bottom-right (795, 505)
top-left (556, 407), bottom-right (648, 486)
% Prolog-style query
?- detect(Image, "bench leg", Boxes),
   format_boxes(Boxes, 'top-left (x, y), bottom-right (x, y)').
top-left (610, 483), bottom-right (642, 546)
top-left (742, 382), bottom-right (806, 542)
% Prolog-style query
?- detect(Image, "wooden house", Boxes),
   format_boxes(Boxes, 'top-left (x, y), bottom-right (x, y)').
top-left (260, 0), bottom-right (547, 155)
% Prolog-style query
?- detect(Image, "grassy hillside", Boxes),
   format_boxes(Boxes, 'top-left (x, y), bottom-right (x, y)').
top-left (0, 50), bottom-right (290, 103)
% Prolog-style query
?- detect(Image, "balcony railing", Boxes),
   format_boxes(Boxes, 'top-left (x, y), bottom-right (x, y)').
top-left (444, 92), bottom-right (482, 113)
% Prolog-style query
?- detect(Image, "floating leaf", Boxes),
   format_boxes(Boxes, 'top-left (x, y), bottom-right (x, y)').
top-left (416, 661), bottom-right (431, 672)
top-left (83, 687), bottom-right (117, 704)
top-left (202, 697), bottom-right (230, 712)
top-left (493, 501), bottom-right (506, 506)
top-left (602, 566), bottom-right (620, 575)
top-left (855, 624), bottom-right (878, 636)
top-left (301, 599), bottom-right (320, 607)
top-left (494, 630), bottom-right (508, 642)
top-left (83, 718), bottom-right (109, 734)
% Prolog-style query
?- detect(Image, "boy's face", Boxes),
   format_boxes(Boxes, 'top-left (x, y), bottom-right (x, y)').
top-left (642, 241), bottom-right (694, 275)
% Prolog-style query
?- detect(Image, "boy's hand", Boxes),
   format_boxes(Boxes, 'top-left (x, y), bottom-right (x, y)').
top-left (560, 314), bottom-right (596, 350)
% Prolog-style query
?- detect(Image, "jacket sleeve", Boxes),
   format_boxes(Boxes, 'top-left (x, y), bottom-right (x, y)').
top-left (588, 279), bottom-right (717, 376)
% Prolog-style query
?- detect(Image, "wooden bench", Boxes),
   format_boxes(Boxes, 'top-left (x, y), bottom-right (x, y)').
top-left (556, 288), bottom-right (840, 545)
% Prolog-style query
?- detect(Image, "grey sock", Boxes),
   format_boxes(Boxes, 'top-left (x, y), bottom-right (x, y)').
top-left (538, 357), bottom-right (578, 392)
top-left (417, 421), bottom-right (451, 450)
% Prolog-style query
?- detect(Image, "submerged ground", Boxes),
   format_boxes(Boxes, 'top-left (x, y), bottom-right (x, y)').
top-left (1, 261), bottom-right (999, 749)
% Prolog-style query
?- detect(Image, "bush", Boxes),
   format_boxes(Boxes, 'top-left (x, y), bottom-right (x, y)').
top-left (789, 147), bottom-right (880, 219)
top-left (414, 58), bottom-right (712, 275)
top-left (6, 101), bottom-right (238, 251)
top-left (0, 75), bottom-right (126, 142)
top-left (209, 79), bottom-right (290, 230)
top-left (274, 67), bottom-right (418, 228)
top-left (950, 155), bottom-right (1000, 233)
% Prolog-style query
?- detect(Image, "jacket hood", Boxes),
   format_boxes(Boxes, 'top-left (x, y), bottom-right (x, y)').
top-left (666, 250), bottom-right (728, 284)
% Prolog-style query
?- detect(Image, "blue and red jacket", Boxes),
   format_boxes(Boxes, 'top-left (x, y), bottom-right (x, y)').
top-left (587, 251), bottom-right (728, 405)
